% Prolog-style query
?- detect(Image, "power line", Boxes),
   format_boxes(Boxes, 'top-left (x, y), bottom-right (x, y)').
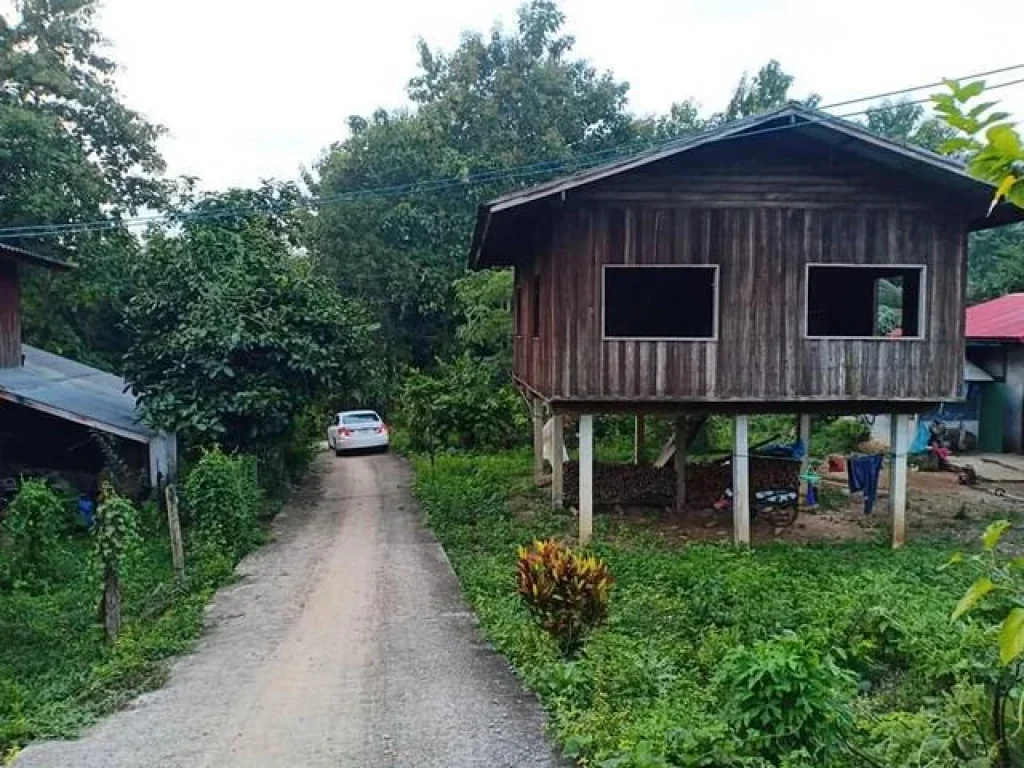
top-left (820, 63), bottom-right (1024, 110)
top-left (2, 66), bottom-right (1023, 242)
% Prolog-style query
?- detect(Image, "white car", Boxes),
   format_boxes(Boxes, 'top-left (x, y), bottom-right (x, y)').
top-left (327, 410), bottom-right (390, 455)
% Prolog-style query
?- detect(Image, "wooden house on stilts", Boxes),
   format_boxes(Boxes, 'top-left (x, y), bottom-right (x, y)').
top-left (469, 103), bottom-right (1024, 548)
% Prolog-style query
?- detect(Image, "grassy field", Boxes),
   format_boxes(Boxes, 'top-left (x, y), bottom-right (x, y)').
top-left (411, 450), bottom-right (1014, 767)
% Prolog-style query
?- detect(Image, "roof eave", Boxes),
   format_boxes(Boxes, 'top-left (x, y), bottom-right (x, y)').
top-left (469, 205), bottom-right (493, 269)
top-left (970, 201), bottom-right (1024, 232)
top-left (0, 244), bottom-right (75, 271)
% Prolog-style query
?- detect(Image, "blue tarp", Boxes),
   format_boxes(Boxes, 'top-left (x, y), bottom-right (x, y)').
top-left (754, 439), bottom-right (806, 460)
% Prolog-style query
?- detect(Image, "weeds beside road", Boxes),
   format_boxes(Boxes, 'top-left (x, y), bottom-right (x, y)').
top-left (412, 449), bottom-right (1017, 767)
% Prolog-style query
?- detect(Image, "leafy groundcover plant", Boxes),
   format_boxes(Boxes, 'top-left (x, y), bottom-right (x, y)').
top-left (411, 449), bottom-right (1010, 768)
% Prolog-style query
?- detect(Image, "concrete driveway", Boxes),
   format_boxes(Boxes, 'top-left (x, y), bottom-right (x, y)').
top-left (17, 453), bottom-right (563, 768)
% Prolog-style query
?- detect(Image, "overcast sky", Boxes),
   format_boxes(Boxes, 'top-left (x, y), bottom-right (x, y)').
top-left (94, 0), bottom-right (1024, 191)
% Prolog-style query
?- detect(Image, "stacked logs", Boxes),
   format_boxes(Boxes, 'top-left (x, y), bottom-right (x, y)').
top-left (562, 458), bottom-right (799, 508)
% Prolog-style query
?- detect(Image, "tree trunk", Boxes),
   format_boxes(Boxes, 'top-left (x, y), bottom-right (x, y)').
top-left (104, 565), bottom-right (121, 643)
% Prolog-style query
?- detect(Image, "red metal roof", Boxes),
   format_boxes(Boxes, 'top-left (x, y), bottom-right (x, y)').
top-left (966, 294), bottom-right (1024, 342)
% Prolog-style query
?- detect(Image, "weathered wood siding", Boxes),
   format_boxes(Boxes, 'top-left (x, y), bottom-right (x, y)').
top-left (517, 162), bottom-right (969, 404)
top-left (0, 261), bottom-right (20, 368)
top-left (513, 260), bottom-right (552, 396)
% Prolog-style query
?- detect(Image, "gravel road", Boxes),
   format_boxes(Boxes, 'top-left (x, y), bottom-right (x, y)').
top-left (17, 453), bottom-right (563, 768)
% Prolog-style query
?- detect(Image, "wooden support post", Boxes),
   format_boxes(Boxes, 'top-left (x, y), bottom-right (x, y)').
top-left (733, 414), bottom-right (750, 545)
top-left (674, 416), bottom-right (687, 513)
top-left (633, 414), bottom-right (645, 465)
top-left (889, 413), bottom-right (910, 549)
top-left (550, 414), bottom-right (564, 508)
top-left (165, 484), bottom-right (185, 586)
top-left (103, 567), bottom-right (121, 643)
top-left (532, 399), bottom-right (545, 485)
top-left (579, 414), bottom-right (594, 546)
top-left (797, 413), bottom-right (812, 506)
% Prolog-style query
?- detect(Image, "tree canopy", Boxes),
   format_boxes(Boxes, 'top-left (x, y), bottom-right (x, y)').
top-left (123, 186), bottom-right (378, 458)
top-left (1, 0), bottom-right (169, 367)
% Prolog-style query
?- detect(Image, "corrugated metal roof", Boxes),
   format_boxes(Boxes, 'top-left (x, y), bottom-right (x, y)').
top-left (470, 102), bottom-right (1024, 267)
top-left (0, 243), bottom-right (74, 271)
top-left (966, 294), bottom-right (1024, 342)
top-left (0, 345), bottom-right (154, 442)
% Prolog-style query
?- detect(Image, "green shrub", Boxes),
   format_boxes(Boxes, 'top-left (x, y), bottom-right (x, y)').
top-left (515, 539), bottom-right (613, 657)
top-left (93, 484), bottom-right (141, 576)
top-left (397, 355), bottom-right (528, 453)
top-left (410, 449), bottom-right (995, 768)
top-left (812, 418), bottom-right (870, 456)
top-left (184, 447), bottom-right (262, 562)
top-left (0, 678), bottom-right (28, 751)
top-left (93, 484), bottom-right (142, 642)
top-left (716, 632), bottom-right (856, 764)
top-left (1, 479), bottom-right (67, 583)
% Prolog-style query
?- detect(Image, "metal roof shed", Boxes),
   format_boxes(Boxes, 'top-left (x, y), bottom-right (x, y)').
top-left (0, 345), bottom-right (177, 487)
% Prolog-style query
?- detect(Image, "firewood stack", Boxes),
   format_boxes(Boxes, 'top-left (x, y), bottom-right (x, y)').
top-left (563, 458), bottom-right (799, 508)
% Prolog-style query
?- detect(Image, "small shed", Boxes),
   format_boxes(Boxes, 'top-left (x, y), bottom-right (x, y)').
top-left (0, 243), bottom-right (176, 493)
top-left (470, 103), bottom-right (1024, 547)
top-left (965, 293), bottom-right (1024, 452)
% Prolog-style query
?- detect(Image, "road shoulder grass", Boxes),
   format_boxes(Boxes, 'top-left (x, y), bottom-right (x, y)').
top-left (411, 450), bottom-right (997, 767)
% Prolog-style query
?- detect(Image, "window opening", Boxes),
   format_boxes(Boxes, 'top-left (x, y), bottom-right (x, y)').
top-left (603, 266), bottom-right (717, 339)
top-left (806, 265), bottom-right (923, 338)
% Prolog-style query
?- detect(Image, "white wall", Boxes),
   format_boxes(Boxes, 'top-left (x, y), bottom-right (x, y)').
top-left (148, 432), bottom-right (179, 488)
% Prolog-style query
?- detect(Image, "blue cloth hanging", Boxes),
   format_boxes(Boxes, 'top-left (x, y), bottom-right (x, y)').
top-left (847, 454), bottom-right (885, 515)
top-left (77, 496), bottom-right (95, 528)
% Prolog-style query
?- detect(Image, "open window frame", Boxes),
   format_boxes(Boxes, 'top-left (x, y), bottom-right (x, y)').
top-left (601, 264), bottom-right (720, 342)
top-left (803, 263), bottom-right (927, 341)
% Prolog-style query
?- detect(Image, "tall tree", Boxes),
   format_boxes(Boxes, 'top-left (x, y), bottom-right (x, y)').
top-left (720, 59), bottom-right (819, 121)
top-left (309, 1), bottom-right (637, 368)
top-left (1, 0), bottom-right (168, 366)
top-left (123, 185), bottom-right (378, 461)
top-left (864, 99), bottom-right (955, 152)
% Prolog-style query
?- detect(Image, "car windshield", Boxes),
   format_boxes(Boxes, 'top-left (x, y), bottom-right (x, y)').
top-left (342, 413), bottom-right (380, 425)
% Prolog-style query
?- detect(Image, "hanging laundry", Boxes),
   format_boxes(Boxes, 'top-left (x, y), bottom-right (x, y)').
top-left (847, 453), bottom-right (885, 515)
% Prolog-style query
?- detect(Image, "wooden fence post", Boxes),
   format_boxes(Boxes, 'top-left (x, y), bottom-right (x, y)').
top-left (104, 567), bottom-right (121, 642)
top-left (165, 484), bottom-right (185, 586)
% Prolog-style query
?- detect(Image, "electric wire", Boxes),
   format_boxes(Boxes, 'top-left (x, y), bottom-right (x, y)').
top-left (2, 66), bottom-right (1023, 242)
